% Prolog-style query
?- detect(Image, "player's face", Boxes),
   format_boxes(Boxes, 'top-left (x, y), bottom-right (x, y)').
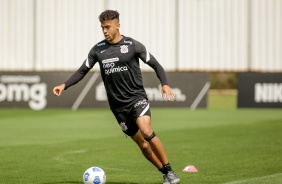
top-left (101, 19), bottom-right (120, 43)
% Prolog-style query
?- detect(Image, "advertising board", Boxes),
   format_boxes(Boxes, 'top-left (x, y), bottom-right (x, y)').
top-left (0, 72), bottom-right (209, 110)
top-left (237, 73), bottom-right (282, 108)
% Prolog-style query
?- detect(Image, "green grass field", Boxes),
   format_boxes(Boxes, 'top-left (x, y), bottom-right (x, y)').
top-left (0, 92), bottom-right (282, 184)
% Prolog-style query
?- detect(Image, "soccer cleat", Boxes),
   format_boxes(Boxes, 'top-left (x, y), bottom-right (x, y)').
top-left (166, 171), bottom-right (180, 184)
top-left (162, 174), bottom-right (170, 184)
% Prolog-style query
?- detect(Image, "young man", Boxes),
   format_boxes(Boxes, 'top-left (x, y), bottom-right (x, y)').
top-left (53, 10), bottom-right (180, 184)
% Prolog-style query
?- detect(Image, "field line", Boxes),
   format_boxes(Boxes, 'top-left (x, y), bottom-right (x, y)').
top-left (190, 82), bottom-right (210, 110)
top-left (72, 72), bottom-right (99, 111)
top-left (224, 173), bottom-right (282, 184)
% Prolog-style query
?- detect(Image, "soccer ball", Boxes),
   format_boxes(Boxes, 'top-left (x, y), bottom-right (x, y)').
top-left (83, 166), bottom-right (106, 184)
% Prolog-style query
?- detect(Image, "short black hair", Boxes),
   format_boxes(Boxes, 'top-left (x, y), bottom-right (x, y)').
top-left (99, 10), bottom-right (119, 22)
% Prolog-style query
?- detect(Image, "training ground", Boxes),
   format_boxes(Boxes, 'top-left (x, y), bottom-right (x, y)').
top-left (0, 91), bottom-right (281, 184)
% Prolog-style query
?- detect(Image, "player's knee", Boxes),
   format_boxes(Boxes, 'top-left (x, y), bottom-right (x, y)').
top-left (140, 127), bottom-right (153, 138)
top-left (139, 140), bottom-right (150, 150)
top-left (145, 131), bottom-right (156, 142)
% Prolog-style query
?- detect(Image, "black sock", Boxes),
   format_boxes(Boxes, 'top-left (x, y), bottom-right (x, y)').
top-left (158, 166), bottom-right (167, 175)
top-left (164, 163), bottom-right (172, 173)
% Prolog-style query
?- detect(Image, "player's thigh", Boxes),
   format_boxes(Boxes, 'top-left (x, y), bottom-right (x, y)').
top-left (133, 99), bottom-right (152, 136)
top-left (136, 115), bottom-right (153, 137)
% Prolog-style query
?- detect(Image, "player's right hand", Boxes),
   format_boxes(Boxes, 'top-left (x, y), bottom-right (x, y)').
top-left (53, 84), bottom-right (66, 97)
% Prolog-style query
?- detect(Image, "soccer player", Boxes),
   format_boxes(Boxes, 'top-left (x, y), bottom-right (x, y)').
top-left (53, 10), bottom-right (180, 184)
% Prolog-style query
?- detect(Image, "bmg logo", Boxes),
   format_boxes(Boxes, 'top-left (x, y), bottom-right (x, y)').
top-left (0, 75), bottom-right (47, 110)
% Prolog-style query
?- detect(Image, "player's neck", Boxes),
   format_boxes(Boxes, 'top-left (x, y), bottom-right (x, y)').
top-left (110, 34), bottom-right (123, 44)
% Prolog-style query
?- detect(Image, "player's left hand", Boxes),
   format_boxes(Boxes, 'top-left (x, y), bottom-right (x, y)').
top-left (161, 85), bottom-right (175, 101)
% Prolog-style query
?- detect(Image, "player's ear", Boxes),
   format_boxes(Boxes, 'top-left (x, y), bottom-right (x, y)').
top-left (116, 22), bottom-right (120, 30)
top-left (114, 19), bottom-right (120, 29)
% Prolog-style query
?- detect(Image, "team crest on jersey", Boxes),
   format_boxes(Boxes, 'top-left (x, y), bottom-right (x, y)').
top-left (120, 122), bottom-right (128, 131)
top-left (120, 45), bottom-right (128, 54)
